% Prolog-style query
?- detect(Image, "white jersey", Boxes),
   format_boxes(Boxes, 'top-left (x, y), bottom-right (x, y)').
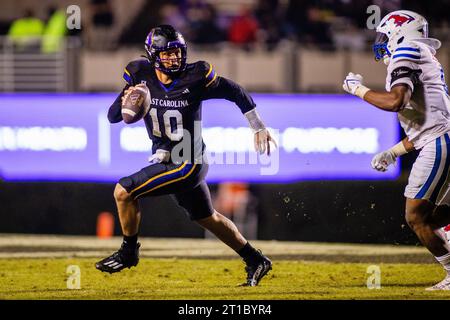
top-left (386, 39), bottom-right (450, 149)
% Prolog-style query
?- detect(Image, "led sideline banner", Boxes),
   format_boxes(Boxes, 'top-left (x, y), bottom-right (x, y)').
top-left (0, 93), bottom-right (400, 182)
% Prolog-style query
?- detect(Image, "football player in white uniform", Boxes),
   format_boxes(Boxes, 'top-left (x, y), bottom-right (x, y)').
top-left (343, 10), bottom-right (450, 290)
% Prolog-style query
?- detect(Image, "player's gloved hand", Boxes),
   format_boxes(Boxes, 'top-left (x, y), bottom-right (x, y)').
top-left (148, 150), bottom-right (170, 164)
top-left (371, 150), bottom-right (397, 172)
top-left (342, 72), bottom-right (370, 99)
top-left (121, 84), bottom-right (147, 104)
top-left (254, 129), bottom-right (277, 156)
top-left (122, 87), bottom-right (134, 104)
top-left (342, 72), bottom-right (363, 94)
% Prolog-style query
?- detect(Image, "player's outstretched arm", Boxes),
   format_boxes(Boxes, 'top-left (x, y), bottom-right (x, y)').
top-left (363, 85), bottom-right (411, 112)
top-left (202, 75), bottom-right (276, 155)
top-left (342, 72), bottom-right (411, 112)
top-left (371, 137), bottom-right (415, 172)
top-left (202, 75), bottom-right (256, 113)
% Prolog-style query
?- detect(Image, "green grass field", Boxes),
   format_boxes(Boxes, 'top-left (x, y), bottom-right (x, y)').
top-left (0, 235), bottom-right (449, 300)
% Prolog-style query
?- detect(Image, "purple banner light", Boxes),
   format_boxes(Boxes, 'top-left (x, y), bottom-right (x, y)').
top-left (0, 93), bottom-right (400, 182)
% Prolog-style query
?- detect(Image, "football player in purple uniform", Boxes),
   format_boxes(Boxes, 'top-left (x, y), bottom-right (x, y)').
top-left (95, 25), bottom-right (276, 287)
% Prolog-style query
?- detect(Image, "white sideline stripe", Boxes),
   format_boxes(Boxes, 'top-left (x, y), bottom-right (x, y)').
top-left (122, 109), bottom-right (136, 117)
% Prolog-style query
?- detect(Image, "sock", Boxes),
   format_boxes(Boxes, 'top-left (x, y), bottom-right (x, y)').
top-left (435, 252), bottom-right (450, 277)
top-left (237, 242), bottom-right (263, 265)
top-left (123, 234), bottom-right (138, 250)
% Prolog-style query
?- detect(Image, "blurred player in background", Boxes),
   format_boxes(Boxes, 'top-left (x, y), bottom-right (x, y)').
top-left (343, 10), bottom-right (450, 290)
top-left (95, 25), bottom-right (276, 286)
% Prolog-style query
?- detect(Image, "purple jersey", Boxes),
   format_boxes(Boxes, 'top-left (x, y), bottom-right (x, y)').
top-left (108, 59), bottom-right (256, 163)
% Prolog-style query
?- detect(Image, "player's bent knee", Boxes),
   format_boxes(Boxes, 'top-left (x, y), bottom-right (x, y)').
top-left (114, 183), bottom-right (132, 202)
top-left (405, 199), bottom-right (434, 229)
top-left (405, 210), bottom-right (423, 230)
top-left (194, 211), bottom-right (218, 225)
top-left (195, 213), bottom-right (214, 224)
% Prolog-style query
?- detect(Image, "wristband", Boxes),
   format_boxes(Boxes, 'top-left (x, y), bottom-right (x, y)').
top-left (389, 141), bottom-right (408, 158)
top-left (355, 85), bottom-right (370, 99)
top-left (244, 109), bottom-right (266, 133)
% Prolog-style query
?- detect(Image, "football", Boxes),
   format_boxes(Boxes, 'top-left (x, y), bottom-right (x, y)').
top-left (121, 84), bottom-right (151, 124)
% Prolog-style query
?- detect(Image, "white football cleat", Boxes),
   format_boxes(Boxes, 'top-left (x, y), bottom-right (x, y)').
top-left (426, 276), bottom-right (450, 291)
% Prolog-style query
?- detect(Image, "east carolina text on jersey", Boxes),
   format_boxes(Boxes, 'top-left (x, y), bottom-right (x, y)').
top-left (151, 98), bottom-right (189, 108)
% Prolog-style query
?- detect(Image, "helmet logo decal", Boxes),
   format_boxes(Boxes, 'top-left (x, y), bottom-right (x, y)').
top-left (388, 14), bottom-right (414, 27)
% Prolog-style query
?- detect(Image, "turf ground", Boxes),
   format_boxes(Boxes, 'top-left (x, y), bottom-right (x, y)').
top-left (0, 234), bottom-right (449, 300)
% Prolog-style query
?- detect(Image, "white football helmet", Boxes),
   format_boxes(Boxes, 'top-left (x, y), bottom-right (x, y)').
top-left (373, 10), bottom-right (440, 65)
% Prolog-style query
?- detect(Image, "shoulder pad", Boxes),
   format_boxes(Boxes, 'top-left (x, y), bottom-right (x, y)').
top-left (125, 59), bottom-right (151, 74)
top-left (123, 59), bottom-right (151, 85)
top-left (195, 60), bottom-right (218, 87)
top-left (195, 60), bottom-right (211, 75)
top-left (391, 42), bottom-right (422, 63)
top-left (185, 63), bottom-right (196, 72)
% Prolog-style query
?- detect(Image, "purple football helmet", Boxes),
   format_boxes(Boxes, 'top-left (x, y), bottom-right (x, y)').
top-left (145, 25), bottom-right (187, 74)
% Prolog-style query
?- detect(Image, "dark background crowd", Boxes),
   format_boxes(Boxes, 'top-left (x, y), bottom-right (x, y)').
top-left (122, 0), bottom-right (450, 50)
top-left (1, 0), bottom-right (449, 51)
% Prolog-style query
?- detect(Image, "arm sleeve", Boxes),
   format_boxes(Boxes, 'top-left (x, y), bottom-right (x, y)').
top-left (202, 76), bottom-right (256, 114)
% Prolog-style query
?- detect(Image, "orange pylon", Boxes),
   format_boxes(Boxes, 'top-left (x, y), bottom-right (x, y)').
top-left (96, 211), bottom-right (114, 239)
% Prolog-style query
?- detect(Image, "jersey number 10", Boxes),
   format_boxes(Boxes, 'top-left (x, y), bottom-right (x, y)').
top-left (149, 108), bottom-right (184, 141)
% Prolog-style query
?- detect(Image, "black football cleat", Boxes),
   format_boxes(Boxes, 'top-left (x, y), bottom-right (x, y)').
top-left (244, 254), bottom-right (272, 287)
top-left (95, 243), bottom-right (140, 274)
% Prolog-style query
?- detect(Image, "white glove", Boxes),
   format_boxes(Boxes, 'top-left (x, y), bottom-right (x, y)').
top-left (148, 149), bottom-right (170, 164)
top-left (342, 72), bottom-right (370, 98)
top-left (371, 150), bottom-right (397, 172)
